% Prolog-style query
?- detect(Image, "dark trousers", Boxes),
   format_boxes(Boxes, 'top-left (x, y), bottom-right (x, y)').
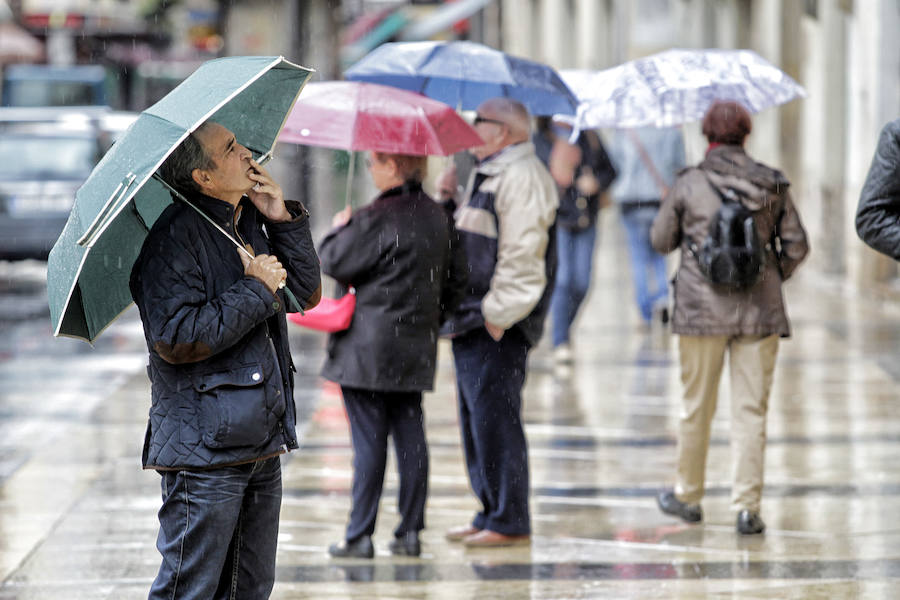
top-left (341, 386), bottom-right (428, 542)
top-left (452, 326), bottom-right (531, 535)
top-left (149, 456), bottom-right (282, 600)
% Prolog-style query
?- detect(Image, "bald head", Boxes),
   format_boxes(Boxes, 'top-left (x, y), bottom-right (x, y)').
top-left (477, 98), bottom-right (531, 141)
top-left (469, 98), bottom-right (532, 160)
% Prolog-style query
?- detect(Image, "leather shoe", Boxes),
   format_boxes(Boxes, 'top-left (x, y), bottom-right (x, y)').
top-left (462, 529), bottom-right (530, 547)
top-left (736, 510), bottom-right (766, 535)
top-left (445, 524), bottom-right (481, 542)
top-left (328, 536), bottom-right (374, 559)
top-left (388, 531), bottom-right (421, 557)
top-left (657, 490), bottom-right (702, 523)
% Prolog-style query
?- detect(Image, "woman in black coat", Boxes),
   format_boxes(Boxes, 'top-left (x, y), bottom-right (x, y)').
top-left (320, 152), bottom-right (467, 558)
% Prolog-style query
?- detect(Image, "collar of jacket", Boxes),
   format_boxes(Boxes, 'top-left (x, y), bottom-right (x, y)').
top-left (375, 180), bottom-right (423, 202)
top-left (700, 145), bottom-right (789, 193)
top-left (476, 141), bottom-right (537, 176)
top-left (179, 190), bottom-right (260, 233)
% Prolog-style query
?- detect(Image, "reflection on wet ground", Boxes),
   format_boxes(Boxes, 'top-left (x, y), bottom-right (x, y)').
top-left (2, 218), bottom-right (900, 599)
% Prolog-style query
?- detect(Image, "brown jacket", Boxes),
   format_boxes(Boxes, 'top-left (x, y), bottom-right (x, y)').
top-left (650, 145), bottom-right (809, 337)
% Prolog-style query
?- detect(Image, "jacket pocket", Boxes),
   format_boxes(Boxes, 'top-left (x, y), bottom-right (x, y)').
top-left (191, 364), bottom-right (273, 449)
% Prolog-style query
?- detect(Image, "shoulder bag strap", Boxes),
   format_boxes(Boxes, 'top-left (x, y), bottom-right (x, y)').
top-left (625, 128), bottom-right (669, 198)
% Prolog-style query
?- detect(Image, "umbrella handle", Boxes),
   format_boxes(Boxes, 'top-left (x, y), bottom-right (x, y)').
top-left (77, 172), bottom-right (137, 247)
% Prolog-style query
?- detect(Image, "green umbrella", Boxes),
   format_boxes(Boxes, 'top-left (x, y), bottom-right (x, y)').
top-left (47, 55), bottom-right (313, 343)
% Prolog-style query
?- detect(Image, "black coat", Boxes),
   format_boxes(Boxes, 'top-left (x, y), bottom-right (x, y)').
top-left (319, 182), bottom-right (467, 392)
top-left (857, 118), bottom-right (900, 259)
top-left (129, 192), bottom-right (320, 470)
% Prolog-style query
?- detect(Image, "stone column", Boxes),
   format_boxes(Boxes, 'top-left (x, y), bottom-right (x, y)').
top-left (574, 0), bottom-right (608, 68)
top-left (500, 0), bottom-right (535, 58)
top-left (818, 0), bottom-right (848, 275)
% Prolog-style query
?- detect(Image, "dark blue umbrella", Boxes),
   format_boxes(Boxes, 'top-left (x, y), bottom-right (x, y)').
top-left (344, 40), bottom-right (578, 116)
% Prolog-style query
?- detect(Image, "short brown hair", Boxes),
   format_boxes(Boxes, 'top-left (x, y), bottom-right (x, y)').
top-left (374, 153), bottom-right (428, 183)
top-left (701, 100), bottom-right (752, 145)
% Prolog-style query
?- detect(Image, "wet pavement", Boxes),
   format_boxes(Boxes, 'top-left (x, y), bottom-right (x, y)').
top-left (2, 214), bottom-right (900, 599)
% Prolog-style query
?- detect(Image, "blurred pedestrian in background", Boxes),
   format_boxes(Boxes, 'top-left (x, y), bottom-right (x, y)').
top-left (856, 118), bottom-right (900, 258)
top-left (650, 101), bottom-right (808, 535)
top-left (533, 117), bottom-right (617, 364)
top-left (320, 151), bottom-right (467, 559)
top-left (442, 98), bottom-right (557, 547)
top-left (130, 121), bottom-right (321, 599)
top-left (607, 125), bottom-right (686, 326)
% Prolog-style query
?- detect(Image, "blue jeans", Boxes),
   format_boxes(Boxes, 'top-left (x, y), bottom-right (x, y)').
top-left (452, 327), bottom-right (531, 535)
top-left (549, 225), bottom-right (598, 347)
top-left (621, 206), bottom-right (668, 322)
top-left (149, 456), bottom-right (282, 600)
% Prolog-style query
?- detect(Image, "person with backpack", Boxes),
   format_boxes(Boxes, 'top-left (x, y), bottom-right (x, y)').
top-left (649, 100), bottom-right (808, 535)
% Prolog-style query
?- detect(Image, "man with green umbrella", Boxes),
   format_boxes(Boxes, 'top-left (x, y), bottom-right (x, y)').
top-left (129, 120), bottom-right (321, 599)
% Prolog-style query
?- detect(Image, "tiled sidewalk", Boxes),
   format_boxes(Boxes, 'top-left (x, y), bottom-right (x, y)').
top-left (3, 215), bottom-right (900, 599)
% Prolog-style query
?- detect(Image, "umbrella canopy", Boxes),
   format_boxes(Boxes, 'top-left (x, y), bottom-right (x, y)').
top-left (279, 80), bottom-right (482, 156)
top-left (344, 40), bottom-right (578, 116)
top-left (47, 55), bottom-right (313, 343)
top-left (560, 48), bottom-right (807, 131)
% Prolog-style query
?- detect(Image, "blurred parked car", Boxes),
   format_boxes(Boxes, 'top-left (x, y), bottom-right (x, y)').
top-left (0, 106), bottom-right (137, 260)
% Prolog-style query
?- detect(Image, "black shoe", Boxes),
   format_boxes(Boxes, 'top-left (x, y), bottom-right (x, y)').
top-left (657, 490), bottom-right (702, 523)
top-left (736, 510), bottom-right (765, 535)
top-left (328, 536), bottom-right (374, 558)
top-left (660, 307), bottom-right (669, 324)
top-left (388, 531), bottom-right (421, 557)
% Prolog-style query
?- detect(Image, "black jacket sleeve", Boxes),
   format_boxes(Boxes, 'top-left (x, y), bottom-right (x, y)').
top-left (318, 210), bottom-right (382, 285)
top-left (856, 119), bottom-right (900, 260)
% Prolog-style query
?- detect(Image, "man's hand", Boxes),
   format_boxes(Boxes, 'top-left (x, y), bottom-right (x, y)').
top-left (239, 250), bottom-right (286, 295)
top-left (485, 320), bottom-right (505, 341)
top-left (575, 169), bottom-right (600, 196)
top-left (247, 159), bottom-right (290, 222)
top-left (437, 163), bottom-right (458, 202)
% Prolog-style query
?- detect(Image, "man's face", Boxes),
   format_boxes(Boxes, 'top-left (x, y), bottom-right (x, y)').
top-left (192, 123), bottom-right (254, 201)
top-left (469, 112), bottom-right (509, 161)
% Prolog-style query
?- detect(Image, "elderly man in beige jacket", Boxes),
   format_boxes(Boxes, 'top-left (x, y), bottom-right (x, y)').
top-left (441, 97), bottom-right (558, 547)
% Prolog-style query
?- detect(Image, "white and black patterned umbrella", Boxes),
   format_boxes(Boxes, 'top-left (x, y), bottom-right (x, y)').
top-left (560, 48), bottom-right (806, 131)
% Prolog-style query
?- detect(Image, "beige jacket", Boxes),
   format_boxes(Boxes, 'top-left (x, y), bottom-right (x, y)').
top-left (455, 142), bottom-right (559, 332)
top-left (650, 145), bottom-right (809, 337)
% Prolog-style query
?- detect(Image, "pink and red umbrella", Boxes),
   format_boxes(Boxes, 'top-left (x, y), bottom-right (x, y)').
top-left (278, 80), bottom-right (482, 156)
top-left (281, 81), bottom-right (480, 334)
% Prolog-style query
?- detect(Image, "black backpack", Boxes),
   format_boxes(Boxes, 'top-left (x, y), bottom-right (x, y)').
top-left (688, 173), bottom-right (764, 290)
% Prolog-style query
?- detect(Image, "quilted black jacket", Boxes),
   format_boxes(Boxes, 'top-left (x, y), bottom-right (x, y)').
top-left (129, 191), bottom-right (320, 470)
top-left (857, 118), bottom-right (900, 259)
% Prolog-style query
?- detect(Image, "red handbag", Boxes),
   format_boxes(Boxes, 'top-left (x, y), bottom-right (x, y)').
top-left (287, 287), bottom-right (356, 333)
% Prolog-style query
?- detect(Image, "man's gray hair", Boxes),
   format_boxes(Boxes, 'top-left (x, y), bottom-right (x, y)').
top-left (158, 121), bottom-right (216, 193)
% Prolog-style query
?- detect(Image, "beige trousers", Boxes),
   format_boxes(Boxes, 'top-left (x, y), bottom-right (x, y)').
top-left (674, 334), bottom-right (779, 513)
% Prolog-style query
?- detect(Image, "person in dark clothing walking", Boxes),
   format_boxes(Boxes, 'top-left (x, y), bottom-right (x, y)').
top-left (442, 98), bottom-right (558, 547)
top-left (130, 121), bottom-right (321, 599)
top-left (320, 151), bottom-right (467, 558)
top-left (856, 118), bottom-right (900, 258)
top-left (533, 117), bottom-right (617, 363)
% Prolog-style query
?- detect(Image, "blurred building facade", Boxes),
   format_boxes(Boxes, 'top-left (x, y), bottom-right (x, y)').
top-left (4, 0), bottom-right (898, 292)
